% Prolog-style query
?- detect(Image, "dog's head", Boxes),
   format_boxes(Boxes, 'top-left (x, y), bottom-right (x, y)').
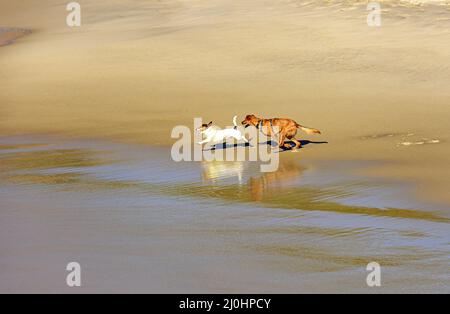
top-left (196, 121), bottom-right (212, 132)
top-left (241, 114), bottom-right (259, 128)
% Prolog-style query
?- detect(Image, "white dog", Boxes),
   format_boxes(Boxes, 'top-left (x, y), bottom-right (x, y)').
top-left (196, 116), bottom-right (248, 146)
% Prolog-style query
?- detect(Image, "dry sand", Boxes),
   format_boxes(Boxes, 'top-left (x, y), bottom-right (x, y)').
top-left (1, 0), bottom-right (450, 204)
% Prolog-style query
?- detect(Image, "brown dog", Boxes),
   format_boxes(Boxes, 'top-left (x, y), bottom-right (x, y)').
top-left (241, 114), bottom-right (321, 149)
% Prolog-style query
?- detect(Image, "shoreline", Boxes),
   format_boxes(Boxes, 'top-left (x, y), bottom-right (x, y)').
top-left (0, 132), bottom-right (448, 214)
top-left (1, 127), bottom-right (448, 208)
top-left (1, 134), bottom-right (447, 216)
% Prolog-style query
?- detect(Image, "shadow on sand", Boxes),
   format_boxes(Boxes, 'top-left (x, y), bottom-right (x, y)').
top-left (203, 140), bottom-right (328, 152)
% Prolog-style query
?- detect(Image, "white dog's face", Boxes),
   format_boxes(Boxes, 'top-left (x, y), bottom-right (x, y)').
top-left (195, 121), bottom-right (212, 132)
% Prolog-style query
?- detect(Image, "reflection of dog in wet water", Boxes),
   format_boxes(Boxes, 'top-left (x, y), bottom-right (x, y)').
top-left (248, 161), bottom-right (304, 201)
top-left (196, 116), bottom-right (248, 147)
top-left (201, 161), bottom-right (244, 183)
top-left (201, 159), bottom-right (304, 198)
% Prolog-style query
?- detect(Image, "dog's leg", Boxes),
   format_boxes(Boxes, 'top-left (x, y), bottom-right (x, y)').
top-left (278, 132), bottom-right (288, 149)
top-left (236, 134), bottom-right (248, 143)
top-left (197, 136), bottom-right (212, 145)
top-left (291, 138), bottom-right (302, 149)
top-left (237, 135), bottom-right (252, 146)
top-left (232, 134), bottom-right (248, 144)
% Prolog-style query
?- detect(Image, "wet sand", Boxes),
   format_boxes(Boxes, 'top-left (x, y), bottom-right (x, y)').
top-left (0, 1), bottom-right (450, 292)
top-left (0, 136), bottom-right (448, 293)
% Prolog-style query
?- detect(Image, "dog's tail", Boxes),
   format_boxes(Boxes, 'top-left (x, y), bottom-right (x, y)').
top-left (296, 123), bottom-right (321, 135)
top-left (233, 115), bottom-right (238, 129)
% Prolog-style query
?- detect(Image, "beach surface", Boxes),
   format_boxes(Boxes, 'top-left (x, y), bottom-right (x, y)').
top-left (0, 0), bottom-right (449, 292)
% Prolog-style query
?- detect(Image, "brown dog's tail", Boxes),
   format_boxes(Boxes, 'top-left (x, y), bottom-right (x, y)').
top-left (296, 123), bottom-right (321, 135)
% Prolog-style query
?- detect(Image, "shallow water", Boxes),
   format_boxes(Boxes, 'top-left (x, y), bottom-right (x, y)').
top-left (0, 136), bottom-right (448, 293)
